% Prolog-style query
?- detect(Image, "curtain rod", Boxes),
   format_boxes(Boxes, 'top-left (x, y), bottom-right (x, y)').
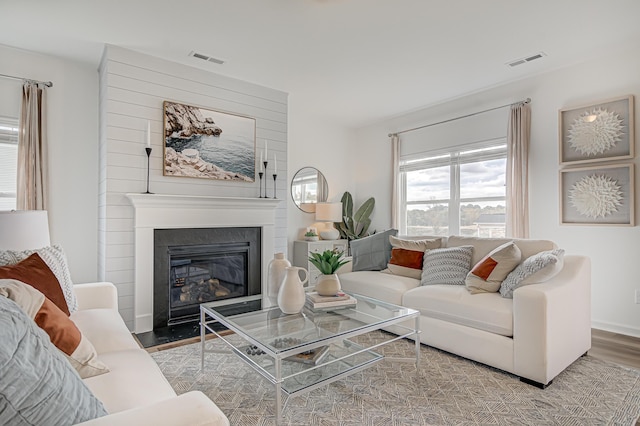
top-left (388, 98), bottom-right (530, 137)
top-left (0, 73), bottom-right (53, 88)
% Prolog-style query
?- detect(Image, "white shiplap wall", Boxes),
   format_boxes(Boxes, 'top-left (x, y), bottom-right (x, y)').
top-left (98, 45), bottom-right (288, 329)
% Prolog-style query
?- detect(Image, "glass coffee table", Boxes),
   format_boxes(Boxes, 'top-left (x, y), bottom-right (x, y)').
top-left (200, 293), bottom-right (420, 424)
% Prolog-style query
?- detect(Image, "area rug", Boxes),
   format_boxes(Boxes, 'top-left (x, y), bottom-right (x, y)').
top-left (150, 331), bottom-right (640, 425)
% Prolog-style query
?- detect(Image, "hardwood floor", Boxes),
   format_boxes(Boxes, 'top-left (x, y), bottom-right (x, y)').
top-left (589, 328), bottom-right (640, 370)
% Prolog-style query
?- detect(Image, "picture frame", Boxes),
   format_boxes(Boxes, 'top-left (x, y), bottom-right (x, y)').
top-left (560, 163), bottom-right (634, 226)
top-left (559, 95), bottom-right (634, 166)
top-left (163, 101), bottom-right (256, 181)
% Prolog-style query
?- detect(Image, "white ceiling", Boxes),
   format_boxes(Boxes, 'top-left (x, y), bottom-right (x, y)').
top-left (2, 0), bottom-right (640, 128)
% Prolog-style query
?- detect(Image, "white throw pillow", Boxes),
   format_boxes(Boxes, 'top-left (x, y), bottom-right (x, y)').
top-left (465, 242), bottom-right (521, 294)
top-left (499, 249), bottom-right (565, 298)
top-left (0, 245), bottom-right (77, 312)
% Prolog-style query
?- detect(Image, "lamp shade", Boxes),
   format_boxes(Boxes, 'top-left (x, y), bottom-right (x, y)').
top-left (315, 202), bottom-right (342, 222)
top-left (0, 210), bottom-right (51, 251)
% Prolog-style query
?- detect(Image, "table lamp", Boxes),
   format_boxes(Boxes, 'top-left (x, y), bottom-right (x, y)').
top-left (0, 210), bottom-right (51, 251)
top-left (315, 202), bottom-right (342, 240)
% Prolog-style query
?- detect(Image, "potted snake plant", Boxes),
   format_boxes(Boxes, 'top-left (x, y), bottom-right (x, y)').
top-left (308, 249), bottom-right (349, 296)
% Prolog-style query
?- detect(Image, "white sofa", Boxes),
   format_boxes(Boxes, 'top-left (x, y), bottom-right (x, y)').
top-left (71, 281), bottom-right (229, 426)
top-left (338, 235), bottom-right (591, 388)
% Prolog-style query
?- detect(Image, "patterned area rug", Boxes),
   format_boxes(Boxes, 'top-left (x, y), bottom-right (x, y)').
top-left (150, 331), bottom-right (640, 425)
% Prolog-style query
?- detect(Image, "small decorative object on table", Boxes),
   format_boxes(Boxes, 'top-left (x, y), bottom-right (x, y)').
top-left (277, 266), bottom-right (308, 314)
top-left (308, 249), bottom-right (349, 296)
top-left (304, 230), bottom-right (319, 242)
top-left (267, 253), bottom-right (291, 304)
top-left (305, 291), bottom-right (357, 311)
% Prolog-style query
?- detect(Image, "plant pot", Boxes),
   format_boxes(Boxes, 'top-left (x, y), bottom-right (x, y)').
top-left (315, 273), bottom-right (341, 296)
top-left (305, 236), bottom-right (319, 241)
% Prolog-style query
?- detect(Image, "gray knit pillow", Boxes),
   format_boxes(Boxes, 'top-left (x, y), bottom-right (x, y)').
top-left (499, 249), bottom-right (565, 298)
top-left (421, 246), bottom-right (474, 286)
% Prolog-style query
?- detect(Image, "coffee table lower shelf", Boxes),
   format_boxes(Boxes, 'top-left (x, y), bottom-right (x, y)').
top-left (231, 340), bottom-right (384, 396)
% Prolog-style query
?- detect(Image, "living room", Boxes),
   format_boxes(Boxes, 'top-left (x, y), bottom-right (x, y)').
top-left (1, 1), bottom-right (639, 424)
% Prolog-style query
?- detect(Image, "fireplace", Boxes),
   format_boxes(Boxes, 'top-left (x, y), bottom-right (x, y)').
top-left (153, 227), bottom-right (261, 329)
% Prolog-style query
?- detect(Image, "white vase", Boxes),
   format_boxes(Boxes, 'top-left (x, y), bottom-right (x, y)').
top-left (277, 266), bottom-right (308, 314)
top-left (315, 273), bottom-right (341, 296)
top-left (267, 253), bottom-right (291, 304)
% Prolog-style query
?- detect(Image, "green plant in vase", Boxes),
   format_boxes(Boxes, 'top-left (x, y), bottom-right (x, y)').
top-left (335, 191), bottom-right (375, 241)
top-left (308, 249), bottom-right (349, 296)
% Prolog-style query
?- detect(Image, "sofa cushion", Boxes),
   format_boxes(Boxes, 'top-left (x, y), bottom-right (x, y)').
top-left (350, 229), bottom-right (398, 271)
top-left (0, 296), bottom-right (107, 425)
top-left (446, 236), bottom-right (556, 267)
top-left (500, 249), bottom-right (565, 298)
top-left (402, 285), bottom-right (514, 336)
top-left (421, 246), bottom-right (474, 286)
top-left (0, 279), bottom-right (109, 379)
top-left (0, 252), bottom-right (70, 315)
top-left (71, 308), bottom-right (141, 354)
top-left (339, 271), bottom-right (419, 306)
top-left (387, 236), bottom-right (442, 279)
top-left (465, 242), bottom-right (521, 294)
top-left (83, 349), bottom-right (177, 414)
top-left (0, 244), bottom-right (78, 313)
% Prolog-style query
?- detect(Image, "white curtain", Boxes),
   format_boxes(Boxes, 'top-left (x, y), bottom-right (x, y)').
top-left (506, 102), bottom-right (531, 238)
top-left (17, 81), bottom-right (48, 210)
top-left (391, 134), bottom-right (400, 230)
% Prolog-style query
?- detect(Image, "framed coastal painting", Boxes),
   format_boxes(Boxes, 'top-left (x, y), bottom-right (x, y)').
top-left (559, 95), bottom-right (634, 166)
top-left (163, 101), bottom-right (256, 182)
top-left (560, 163), bottom-right (634, 226)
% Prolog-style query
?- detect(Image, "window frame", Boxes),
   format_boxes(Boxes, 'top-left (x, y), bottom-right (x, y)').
top-left (0, 116), bottom-right (19, 210)
top-left (399, 139), bottom-right (507, 236)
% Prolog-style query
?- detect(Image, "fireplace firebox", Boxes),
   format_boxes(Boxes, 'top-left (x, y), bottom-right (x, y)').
top-left (153, 227), bottom-right (261, 329)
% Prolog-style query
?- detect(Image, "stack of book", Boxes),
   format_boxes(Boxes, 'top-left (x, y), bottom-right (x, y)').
top-left (305, 291), bottom-right (357, 311)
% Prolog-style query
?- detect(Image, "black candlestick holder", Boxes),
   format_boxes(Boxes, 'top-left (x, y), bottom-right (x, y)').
top-left (263, 161), bottom-right (268, 198)
top-left (258, 171), bottom-right (264, 198)
top-left (144, 147), bottom-right (153, 194)
top-left (272, 174), bottom-right (277, 199)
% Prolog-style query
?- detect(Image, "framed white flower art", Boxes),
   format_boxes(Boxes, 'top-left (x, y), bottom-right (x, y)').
top-left (559, 95), bottom-right (634, 165)
top-left (560, 163), bottom-right (634, 226)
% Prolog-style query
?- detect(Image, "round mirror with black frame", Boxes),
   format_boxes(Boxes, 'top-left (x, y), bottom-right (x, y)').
top-left (291, 167), bottom-right (328, 213)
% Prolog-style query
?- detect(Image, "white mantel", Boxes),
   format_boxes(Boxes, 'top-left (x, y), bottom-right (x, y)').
top-left (126, 193), bottom-right (281, 333)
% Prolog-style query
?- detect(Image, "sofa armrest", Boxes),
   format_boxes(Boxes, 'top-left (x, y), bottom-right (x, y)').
top-left (336, 256), bottom-right (353, 274)
top-left (73, 282), bottom-right (119, 311)
top-left (513, 255), bottom-right (591, 385)
top-left (75, 391), bottom-right (229, 426)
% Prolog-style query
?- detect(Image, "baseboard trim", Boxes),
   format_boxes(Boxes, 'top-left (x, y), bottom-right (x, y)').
top-left (592, 321), bottom-right (640, 338)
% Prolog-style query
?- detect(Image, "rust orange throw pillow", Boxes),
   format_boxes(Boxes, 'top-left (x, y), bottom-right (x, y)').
top-left (0, 252), bottom-right (70, 315)
top-left (0, 279), bottom-right (109, 378)
top-left (389, 248), bottom-right (424, 270)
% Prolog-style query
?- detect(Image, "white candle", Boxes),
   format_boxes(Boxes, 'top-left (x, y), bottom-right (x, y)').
top-left (259, 151), bottom-right (263, 171)
top-left (146, 121), bottom-right (151, 148)
top-left (264, 140), bottom-right (268, 161)
top-left (274, 153), bottom-right (277, 174)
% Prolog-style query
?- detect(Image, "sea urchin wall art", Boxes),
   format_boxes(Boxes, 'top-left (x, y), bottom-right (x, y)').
top-left (559, 95), bottom-right (634, 165)
top-left (560, 164), bottom-right (634, 226)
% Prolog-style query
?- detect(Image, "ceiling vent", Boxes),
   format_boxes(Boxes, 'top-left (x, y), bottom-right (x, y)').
top-left (188, 51), bottom-right (225, 65)
top-left (506, 52), bottom-right (546, 68)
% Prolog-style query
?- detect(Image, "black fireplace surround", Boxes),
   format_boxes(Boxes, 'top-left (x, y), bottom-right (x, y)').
top-left (153, 227), bottom-right (261, 329)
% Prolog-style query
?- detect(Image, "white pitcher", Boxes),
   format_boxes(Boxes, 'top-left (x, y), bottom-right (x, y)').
top-left (267, 253), bottom-right (291, 304)
top-left (277, 266), bottom-right (308, 314)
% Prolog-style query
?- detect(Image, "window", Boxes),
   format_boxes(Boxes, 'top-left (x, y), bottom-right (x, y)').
top-left (400, 142), bottom-right (507, 237)
top-left (0, 117), bottom-right (19, 210)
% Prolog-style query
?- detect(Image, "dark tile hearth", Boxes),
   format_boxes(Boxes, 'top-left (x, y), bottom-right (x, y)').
top-left (136, 299), bottom-right (263, 349)
top-left (135, 322), bottom-right (212, 349)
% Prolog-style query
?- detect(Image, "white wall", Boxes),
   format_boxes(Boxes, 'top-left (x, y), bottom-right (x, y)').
top-left (99, 46), bottom-right (289, 328)
top-left (355, 42), bottom-right (640, 337)
top-left (286, 99), bottom-right (357, 256)
top-left (0, 44), bottom-right (99, 283)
